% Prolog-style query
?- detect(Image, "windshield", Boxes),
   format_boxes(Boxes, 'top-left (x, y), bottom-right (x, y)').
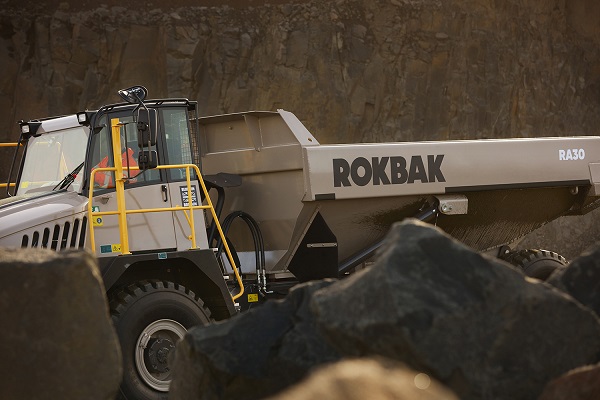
top-left (16, 126), bottom-right (89, 195)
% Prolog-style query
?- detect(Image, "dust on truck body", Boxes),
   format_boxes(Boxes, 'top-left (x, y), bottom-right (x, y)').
top-left (1, 86), bottom-right (599, 399)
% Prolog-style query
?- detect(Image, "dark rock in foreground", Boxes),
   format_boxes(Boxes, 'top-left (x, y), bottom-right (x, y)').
top-left (170, 280), bottom-right (340, 399)
top-left (170, 220), bottom-right (600, 400)
top-left (0, 248), bottom-right (122, 400)
top-left (312, 220), bottom-right (600, 399)
top-left (548, 243), bottom-right (600, 317)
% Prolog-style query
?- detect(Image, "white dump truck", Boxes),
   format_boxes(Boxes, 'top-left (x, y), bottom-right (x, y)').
top-left (1, 86), bottom-right (598, 399)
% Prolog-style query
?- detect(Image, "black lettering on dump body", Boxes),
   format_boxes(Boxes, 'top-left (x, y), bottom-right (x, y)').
top-left (351, 157), bottom-right (372, 186)
top-left (390, 156), bottom-right (408, 184)
top-left (333, 154), bottom-right (445, 187)
top-left (372, 157), bottom-right (390, 185)
top-left (333, 158), bottom-right (351, 187)
top-left (408, 155), bottom-right (428, 183)
top-left (428, 154), bottom-right (445, 182)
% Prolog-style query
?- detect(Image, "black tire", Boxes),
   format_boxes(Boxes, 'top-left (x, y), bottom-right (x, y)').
top-left (500, 249), bottom-right (568, 280)
top-left (109, 280), bottom-right (212, 400)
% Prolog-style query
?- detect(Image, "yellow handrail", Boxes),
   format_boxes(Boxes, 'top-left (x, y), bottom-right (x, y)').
top-left (88, 165), bottom-right (245, 301)
top-left (87, 119), bottom-right (244, 300)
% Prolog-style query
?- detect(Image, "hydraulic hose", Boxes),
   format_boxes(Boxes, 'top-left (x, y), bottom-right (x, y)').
top-left (216, 211), bottom-right (269, 295)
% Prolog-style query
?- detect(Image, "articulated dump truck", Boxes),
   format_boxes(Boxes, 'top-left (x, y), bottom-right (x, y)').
top-left (1, 86), bottom-right (599, 399)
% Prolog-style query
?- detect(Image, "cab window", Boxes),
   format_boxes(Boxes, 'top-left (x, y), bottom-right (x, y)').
top-left (90, 114), bottom-right (160, 190)
top-left (89, 115), bottom-right (116, 189)
top-left (162, 108), bottom-right (196, 181)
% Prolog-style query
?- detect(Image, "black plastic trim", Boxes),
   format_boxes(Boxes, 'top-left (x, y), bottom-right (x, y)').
top-left (446, 180), bottom-right (590, 193)
top-left (315, 193), bottom-right (336, 200)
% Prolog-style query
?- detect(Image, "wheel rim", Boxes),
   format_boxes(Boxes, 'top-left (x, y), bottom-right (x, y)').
top-left (135, 319), bottom-right (187, 392)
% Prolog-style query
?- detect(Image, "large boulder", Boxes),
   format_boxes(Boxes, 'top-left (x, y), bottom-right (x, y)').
top-left (547, 243), bottom-right (600, 317)
top-left (312, 220), bottom-right (600, 400)
top-left (170, 279), bottom-right (340, 399)
top-left (170, 220), bottom-right (600, 400)
top-left (0, 248), bottom-right (122, 400)
top-left (266, 358), bottom-right (458, 400)
top-left (538, 363), bottom-right (600, 400)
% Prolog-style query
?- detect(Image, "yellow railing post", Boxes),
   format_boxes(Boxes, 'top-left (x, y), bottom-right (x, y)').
top-left (185, 165), bottom-right (197, 249)
top-left (110, 118), bottom-right (131, 255)
top-left (87, 170), bottom-right (98, 254)
top-left (194, 165), bottom-right (245, 301)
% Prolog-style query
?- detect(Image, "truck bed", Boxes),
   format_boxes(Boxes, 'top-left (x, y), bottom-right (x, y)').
top-left (199, 110), bottom-right (600, 274)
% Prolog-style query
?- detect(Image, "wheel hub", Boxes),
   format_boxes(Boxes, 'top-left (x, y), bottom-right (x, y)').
top-left (135, 319), bottom-right (187, 392)
top-left (144, 337), bottom-right (175, 373)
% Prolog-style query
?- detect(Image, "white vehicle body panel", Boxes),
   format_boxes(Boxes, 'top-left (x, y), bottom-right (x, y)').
top-left (0, 191), bottom-right (88, 250)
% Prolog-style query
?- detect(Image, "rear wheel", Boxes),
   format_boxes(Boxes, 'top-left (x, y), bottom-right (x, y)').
top-left (110, 280), bottom-right (211, 400)
top-left (500, 249), bottom-right (568, 280)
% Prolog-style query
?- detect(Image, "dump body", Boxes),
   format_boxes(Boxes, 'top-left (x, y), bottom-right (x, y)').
top-left (200, 110), bottom-right (600, 275)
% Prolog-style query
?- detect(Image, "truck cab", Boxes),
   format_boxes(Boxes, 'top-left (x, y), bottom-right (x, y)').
top-left (1, 87), bottom-right (242, 399)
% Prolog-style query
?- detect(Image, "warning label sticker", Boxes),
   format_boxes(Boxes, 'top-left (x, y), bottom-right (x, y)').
top-left (100, 244), bottom-right (121, 254)
top-left (179, 185), bottom-right (199, 207)
top-left (92, 206), bottom-right (103, 226)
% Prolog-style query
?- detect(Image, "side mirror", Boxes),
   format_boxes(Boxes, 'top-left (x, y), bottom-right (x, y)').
top-left (118, 85), bottom-right (148, 103)
top-left (138, 150), bottom-right (158, 170)
top-left (136, 108), bottom-right (157, 147)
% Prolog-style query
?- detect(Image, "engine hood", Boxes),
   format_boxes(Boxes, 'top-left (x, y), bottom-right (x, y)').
top-left (0, 191), bottom-right (88, 240)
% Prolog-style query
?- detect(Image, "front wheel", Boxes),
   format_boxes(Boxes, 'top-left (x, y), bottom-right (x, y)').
top-left (109, 280), bottom-right (212, 400)
top-left (500, 249), bottom-right (568, 281)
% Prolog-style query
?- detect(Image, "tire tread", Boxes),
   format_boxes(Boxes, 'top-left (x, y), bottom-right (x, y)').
top-left (109, 279), bottom-right (212, 323)
top-left (500, 249), bottom-right (568, 280)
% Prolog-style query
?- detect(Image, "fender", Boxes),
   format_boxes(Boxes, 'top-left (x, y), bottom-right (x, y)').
top-left (99, 249), bottom-right (236, 319)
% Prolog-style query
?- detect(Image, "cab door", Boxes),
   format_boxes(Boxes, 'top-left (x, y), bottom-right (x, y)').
top-left (159, 107), bottom-right (210, 252)
top-left (89, 112), bottom-right (177, 255)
